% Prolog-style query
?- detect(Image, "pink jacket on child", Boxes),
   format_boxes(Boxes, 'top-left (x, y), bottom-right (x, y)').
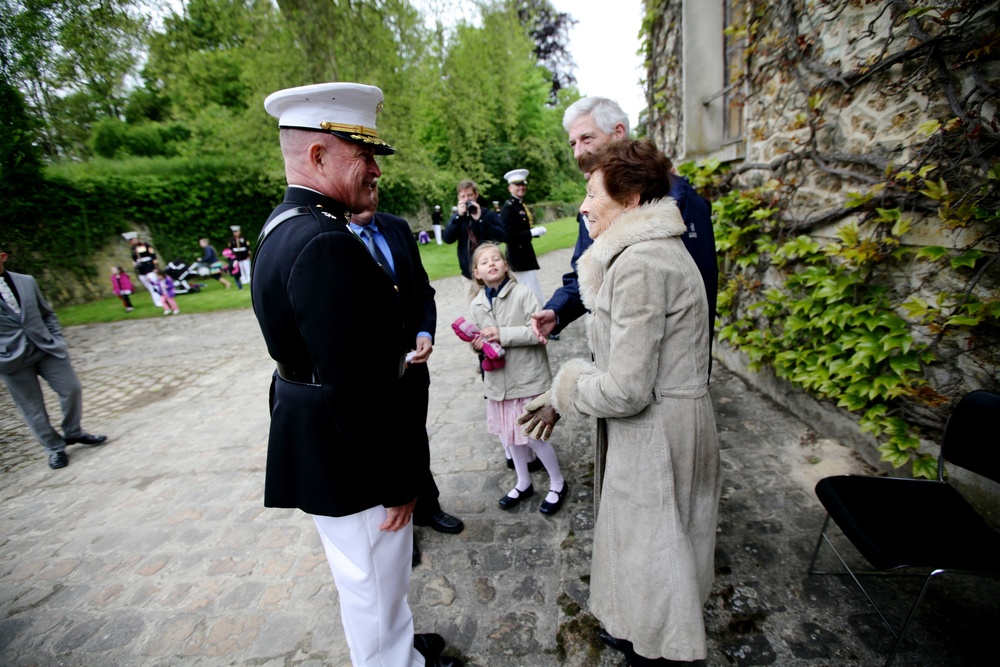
top-left (111, 272), bottom-right (134, 296)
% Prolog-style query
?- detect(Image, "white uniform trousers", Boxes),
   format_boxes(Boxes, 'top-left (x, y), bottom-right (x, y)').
top-left (511, 269), bottom-right (543, 304)
top-left (137, 272), bottom-right (163, 307)
top-left (312, 507), bottom-right (425, 667)
top-left (237, 259), bottom-right (252, 285)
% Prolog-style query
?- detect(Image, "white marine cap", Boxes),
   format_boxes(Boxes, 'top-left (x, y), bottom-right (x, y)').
top-left (230, 225), bottom-right (241, 232)
top-left (121, 232), bottom-right (139, 241)
top-left (504, 168), bottom-right (529, 184)
top-left (263, 82), bottom-right (395, 155)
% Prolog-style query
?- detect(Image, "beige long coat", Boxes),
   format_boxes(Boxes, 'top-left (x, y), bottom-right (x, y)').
top-left (551, 199), bottom-right (721, 661)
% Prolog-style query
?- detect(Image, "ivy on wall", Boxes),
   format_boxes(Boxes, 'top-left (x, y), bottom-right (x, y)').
top-left (647, 0), bottom-right (999, 476)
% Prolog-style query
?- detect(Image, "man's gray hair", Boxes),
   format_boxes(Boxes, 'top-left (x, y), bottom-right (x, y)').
top-left (563, 97), bottom-right (630, 135)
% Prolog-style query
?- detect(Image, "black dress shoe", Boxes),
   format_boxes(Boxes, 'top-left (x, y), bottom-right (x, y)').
top-left (539, 482), bottom-right (569, 515)
top-left (548, 332), bottom-right (560, 341)
top-left (427, 657), bottom-right (463, 667)
top-left (412, 541), bottom-right (421, 568)
top-left (414, 632), bottom-right (445, 657)
top-left (505, 457), bottom-right (515, 469)
top-left (498, 484), bottom-right (534, 509)
top-left (64, 433), bottom-right (107, 446)
top-left (598, 628), bottom-right (628, 653)
top-left (415, 511), bottom-right (464, 534)
top-left (48, 451), bottom-right (69, 469)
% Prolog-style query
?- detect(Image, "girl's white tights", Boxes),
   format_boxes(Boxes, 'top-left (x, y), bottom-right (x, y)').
top-left (508, 438), bottom-right (565, 503)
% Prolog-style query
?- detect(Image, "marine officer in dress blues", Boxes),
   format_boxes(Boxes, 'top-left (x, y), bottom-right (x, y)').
top-left (499, 168), bottom-right (546, 303)
top-left (254, 82), bottom-right (462, 667)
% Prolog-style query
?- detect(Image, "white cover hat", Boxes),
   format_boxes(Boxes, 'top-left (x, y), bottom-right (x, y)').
top-left (264, 82), bottom-right (395, 155)
top-left (504, 168), bottom-right (529, 184)
top-left (230, 225), bottom-right (241, 232)
top-left (121, 232), bottom-right (138, 241)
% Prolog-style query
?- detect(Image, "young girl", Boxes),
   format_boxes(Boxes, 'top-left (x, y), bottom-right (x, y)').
top-left (110, 266), bottom-right (134, 312)
top-left (153, 268), bottom-right (180, 315)
top-left (468, 242), bottom-right (568, 515)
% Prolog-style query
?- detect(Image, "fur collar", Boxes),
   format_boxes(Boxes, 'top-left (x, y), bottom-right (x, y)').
top-left (577, 198), bottom-right (686, 310)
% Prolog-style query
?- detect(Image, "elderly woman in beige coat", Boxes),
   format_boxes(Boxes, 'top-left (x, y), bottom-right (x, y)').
top-left (524, 139), bottom-right (720, 664)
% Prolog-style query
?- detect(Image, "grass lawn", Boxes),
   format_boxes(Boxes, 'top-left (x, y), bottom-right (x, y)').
top-left (56, 216), bottom-right (578, 326)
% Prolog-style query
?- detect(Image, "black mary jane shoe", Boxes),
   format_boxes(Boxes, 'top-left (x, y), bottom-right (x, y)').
top-left (498, 484), bottom-right (534, 509)
top-left (539, 482), bottom-right (569, 515)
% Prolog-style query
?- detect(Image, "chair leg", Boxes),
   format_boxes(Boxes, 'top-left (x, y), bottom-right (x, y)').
top-left (808, 514), bottom-right (832, 575)
top-left (883, 570), bottom-right (941, 667)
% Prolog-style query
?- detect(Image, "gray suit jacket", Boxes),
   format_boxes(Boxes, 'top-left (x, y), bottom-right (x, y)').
top-left (0, 271), bottom-right (68, 375)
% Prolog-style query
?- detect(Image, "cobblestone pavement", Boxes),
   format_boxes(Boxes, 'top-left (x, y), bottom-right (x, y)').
top-left (1, 248), bottom-right (997, 666)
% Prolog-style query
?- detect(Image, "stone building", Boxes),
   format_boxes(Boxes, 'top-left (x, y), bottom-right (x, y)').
top-left (642, 0), bottom-right (999, 480)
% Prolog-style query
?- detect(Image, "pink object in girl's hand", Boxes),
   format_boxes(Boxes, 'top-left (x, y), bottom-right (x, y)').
top-left (451, 317), bottom-right (479, 342)
top-left (451, 317), bottom-right (505, 364)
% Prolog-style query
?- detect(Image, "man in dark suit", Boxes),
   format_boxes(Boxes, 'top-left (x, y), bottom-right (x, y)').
top-left (530, 96), bottom-right (718, 343)
top-left (350, 188), bottom-right (465, 557)
top-left (0, 247), bottom-right (107, 469)
top-left (256, 82), bottom-right (461, 667)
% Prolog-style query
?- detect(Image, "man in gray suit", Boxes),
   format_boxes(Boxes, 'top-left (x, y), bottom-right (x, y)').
top-left (0, 247), bottom-right (106, 469)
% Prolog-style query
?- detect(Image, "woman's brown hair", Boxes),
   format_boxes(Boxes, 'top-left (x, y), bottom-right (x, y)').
top-left (584, 139), bottom-right (674, 206)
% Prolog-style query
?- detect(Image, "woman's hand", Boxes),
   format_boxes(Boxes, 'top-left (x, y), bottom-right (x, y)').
top-left (471, 336), bottom-right (484, 352)
top-left (517, 392), bottom-right (560, 441)
top-left (479, 326), bottom-right (499, 342)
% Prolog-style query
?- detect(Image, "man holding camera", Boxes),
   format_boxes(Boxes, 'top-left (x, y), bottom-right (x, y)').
top-left (442, 179), bottom-right (505, 302)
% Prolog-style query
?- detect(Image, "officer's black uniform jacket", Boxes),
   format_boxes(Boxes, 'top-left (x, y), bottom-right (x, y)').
top-left (500, 196), bottom-right (540, 272)
top-left (252, 187), bottom-right (417, 517)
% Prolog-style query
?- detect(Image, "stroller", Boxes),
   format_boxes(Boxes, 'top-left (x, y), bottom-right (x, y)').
top-left (164, 258), bottom-right (203, 295)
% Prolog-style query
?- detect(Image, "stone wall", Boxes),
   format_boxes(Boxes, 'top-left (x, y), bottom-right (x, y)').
top-left (642, 0), bottom-right (1000, 479)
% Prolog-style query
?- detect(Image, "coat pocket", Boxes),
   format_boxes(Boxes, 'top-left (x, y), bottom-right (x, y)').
top-left (603, 416), bottom-right (672, 508)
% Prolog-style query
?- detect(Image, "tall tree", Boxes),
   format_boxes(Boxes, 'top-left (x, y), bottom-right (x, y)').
top-left (507, 0), bottom-right (576, 102)
top-left (0, 0), bottom-right (149, 159)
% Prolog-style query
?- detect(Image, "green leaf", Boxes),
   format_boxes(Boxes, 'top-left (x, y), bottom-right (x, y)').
top-left (917, 119), bottom-right (941, 136)
top-left (945, 314), bottom-right (982, 327)
top-left (916, 246), bottom-right (949, 261)
top-left (911, 455), bottom-right (938, 480)
top-left (950, 249), bottom-right (984, 269)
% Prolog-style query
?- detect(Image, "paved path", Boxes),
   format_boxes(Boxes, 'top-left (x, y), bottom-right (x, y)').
top-left (1, 248), bottom-right (997, 666)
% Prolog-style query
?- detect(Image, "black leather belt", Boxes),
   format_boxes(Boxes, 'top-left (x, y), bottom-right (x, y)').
top-left (277, 356), bottom-right (408, 385)
top-left (275, 362), bottom-right (320, 385)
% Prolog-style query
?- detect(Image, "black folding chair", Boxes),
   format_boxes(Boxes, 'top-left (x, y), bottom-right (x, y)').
top-left (808, 389), bottom-right (1000, 666)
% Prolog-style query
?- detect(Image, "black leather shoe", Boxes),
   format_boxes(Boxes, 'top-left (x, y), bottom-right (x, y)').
top-left (539, 482), bottom-right (569, 515)
top-left (415, 511), bottom-right (465, 534)
top-left (598, 628), bottom-right (628, 653)
top-left (414, 632), bottom-right (445, 657)
top-left (64, 433), bottom-right (107, 446)
top-left (412, 541), bottom-right (421, 568)
top-left (48, 451), bottom-right (69, 469)
top-left (548, 333), bottom-right (560, 341)
top-left (499, 484), bottom-right (534, 509)
top-left (427, 657), bottom-right (464, 667)
top-left (505, 456), bottom-right (515, 469)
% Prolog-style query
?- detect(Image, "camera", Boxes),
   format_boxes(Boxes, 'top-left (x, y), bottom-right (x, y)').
top-left (464, 201), bottom-right (479, 217)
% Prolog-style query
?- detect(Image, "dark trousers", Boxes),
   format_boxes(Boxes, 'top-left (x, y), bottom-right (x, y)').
top-left (403, 371), bottom-right (441, 521)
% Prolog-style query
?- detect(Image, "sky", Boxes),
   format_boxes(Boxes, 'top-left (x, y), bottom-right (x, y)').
top-left (414, 0), bottom-right (648, 130)
top-left (548, 0), bottom-right (647, 131)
